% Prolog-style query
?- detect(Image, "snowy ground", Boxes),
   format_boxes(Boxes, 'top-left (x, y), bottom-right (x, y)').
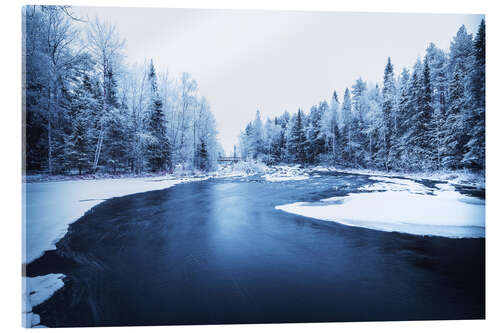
top-left (263, 165), bottom-right (310, 182)
top-left (22, 174), bottom-right (206, 327)
top-left (326, 166), bottom-right (485, 189)
top-left (276, 175), bottom-right (485, 239)
top-left (22, 274), bottom-right (65, 328)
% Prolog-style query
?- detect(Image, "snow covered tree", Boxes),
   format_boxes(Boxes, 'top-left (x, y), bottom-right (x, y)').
top-left (320, 91), bottom-right (341, 164)
top-left (63, 73), bottom-right (94, 174)
top-left (380, 57), bottom-right (396, 170)
top-left (351, 78), bottom-right (369, 167)
top-left (252, 110), bottom-right (265, 159)
top-left (340, 88), bottom-right (352, 164)
top-left (424, 43), bottom-right (448, 170)
top-left (463, 19), bottom-right (485, 170)
top-left (306, 102), bottom-right (327, 164)
top-left (104, 93), bottom-right (130, 173)
top-left (288, 109), bottom-right (307, 164)
top-left (412, 57), bottom-right (434, 170)
top-left (86, 17), bottom-right (125, 171)
top-left (146, 61), bottom-right (171, 172)
top-left (442, 68), bottom-right (466, 169)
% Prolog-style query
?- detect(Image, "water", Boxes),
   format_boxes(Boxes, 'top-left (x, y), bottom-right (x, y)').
top-left (27, 172), bottom-right (485, 327)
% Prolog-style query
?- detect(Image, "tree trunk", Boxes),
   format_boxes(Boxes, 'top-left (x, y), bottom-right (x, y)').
top-left (93, 127), bottom-right (104, 171)
top-left (47, 85), bottom-right (53, 174)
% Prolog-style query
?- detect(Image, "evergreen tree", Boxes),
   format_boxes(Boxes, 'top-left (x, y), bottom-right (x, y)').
top-left (63, 75), bottom-right (93, 174)
top-left (414, 57), bottom-right (434, 170)
top-left (102, 66), bottom-right (129, 172)
top-left (390, 68), bottom-right (411, 169)
top-left (442, 68), bottom-right (466, 169)
top-left (425, 43), bottom-right (448, 170)
top-left (306, 102), bottom-right (327, 163)
top-left (340, 88), bottom-right (352, 164)
top-left (463, 19), bottom-right (485, 170)
top-left (289, 109), bottom-right (307, 164)
top-left (146, 60), bottom-right (171, 172)
top-left (197, 139), bottom-right (208, 171)
top-left (105, 95), bottom-right (129, 173)
top-left (320, 91), bottom-right (340, 164)
top-left (351, 78), bottom-right (369, 166)
top-left (379, 57), bottom-right (396, 170)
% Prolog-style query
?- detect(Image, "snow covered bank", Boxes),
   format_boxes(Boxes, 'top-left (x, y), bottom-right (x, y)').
top-left (23, 175), bottom-right (205, 264)
top-left (314, 166), bottom-right (485, 189)
top-left (276, 176), bottom-right (485, 238)
top-left (23, 175), bottom-right (205, 327)
top-left (219, 161), bottom-right (484, 189)
top-left (22, 274), bottom-right (64, 328)
top-left (264, 165), bottom-right (310, 182)
top-left (215, 162), bottom-right (310, 182)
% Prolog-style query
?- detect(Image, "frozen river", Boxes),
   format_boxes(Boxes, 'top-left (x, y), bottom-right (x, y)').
top-left (26, 171), bottom-right (485, 326)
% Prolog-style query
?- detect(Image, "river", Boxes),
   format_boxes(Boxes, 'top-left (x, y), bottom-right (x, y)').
top-left (26, 172), bottom-right (485, 327)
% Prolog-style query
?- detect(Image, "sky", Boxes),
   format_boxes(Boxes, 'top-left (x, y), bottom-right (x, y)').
top-left (72, 7), bottom-right (483, 154)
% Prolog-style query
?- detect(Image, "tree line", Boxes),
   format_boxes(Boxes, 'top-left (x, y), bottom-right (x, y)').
top-left (23, 5), bottom-right (222, 175)
top-left (238, 20), bottom-right (485, 173)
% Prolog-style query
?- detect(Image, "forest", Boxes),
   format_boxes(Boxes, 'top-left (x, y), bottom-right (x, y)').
top-left (238, 20), bottom-right (485, 173)
top-left (23, 5), bottom-right (222, 175)
top-left (23, 5), bottom-right (485, 177)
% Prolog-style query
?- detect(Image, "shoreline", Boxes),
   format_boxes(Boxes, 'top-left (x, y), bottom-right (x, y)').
top-left (22, 164), bottom-right (485, 190)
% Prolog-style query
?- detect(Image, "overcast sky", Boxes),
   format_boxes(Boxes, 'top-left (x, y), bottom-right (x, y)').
top-left (72, 7), bottom-right (483, 154)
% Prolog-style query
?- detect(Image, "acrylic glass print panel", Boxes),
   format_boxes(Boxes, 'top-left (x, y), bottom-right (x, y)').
top-left (22, 5), bottom-right (485, 328)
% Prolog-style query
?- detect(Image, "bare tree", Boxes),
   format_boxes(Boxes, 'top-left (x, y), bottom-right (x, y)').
top-left (42, 6), bottom-right (80, 173)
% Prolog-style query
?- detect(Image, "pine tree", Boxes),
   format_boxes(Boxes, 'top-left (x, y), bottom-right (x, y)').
top-left (425, 43), bottom-right (448, 171)
top-left (380, 57), bottom-right (396, 170)
top-left (102, 66), bottom-right (129, 172)
top-left (442, 68), bottom-right (466, 169)
top-left (146, 60), bottom-right (171, 172)
top-left (105, 95), bottom-right (129, 173)
top-left (416, 57), bottom-right (434, 170)
top-left (391, 68), bottom-right (411, 169)
top-left (351, 78), bottom-right (369, 167)
top-left (319, 90), bottom-right (340, 164)
top-left (306, 102), bottom-right (327, 164)
top-left (63, 73), bottom-right (95, 174)
top-left (463, 19), bottom-right (485, 170)
top-left (364, 84), bottom-right (382, 168)
top-left (64, 80), bottom-right (91, 175)
top-left (198, 139), bottom-right (208, 171)
top-left (252, 110), bottom-right (265, 159)
top-left (269, 118), bottom-right (283, 164)
top-left (289, 109), bottom-right (307, 164)
top-left (340, 88), bottom-right (352, 165)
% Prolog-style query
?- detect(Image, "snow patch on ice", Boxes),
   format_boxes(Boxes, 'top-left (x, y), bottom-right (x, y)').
top-left (311, 166), bottom-right (330, 172)
top-left (326, 166), bottom-right (484, 189)
top-left (361, 176), bottom-right (431, 194)
top-left (23, 274), bottom-right (65, 327)
top-left (276, 176), bottom-right (485, 238)
top-left (264, 165), bottom-right (310, 182)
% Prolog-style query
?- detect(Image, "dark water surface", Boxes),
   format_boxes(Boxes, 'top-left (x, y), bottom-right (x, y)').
top-left (27, 172), bottom-right (485, 327)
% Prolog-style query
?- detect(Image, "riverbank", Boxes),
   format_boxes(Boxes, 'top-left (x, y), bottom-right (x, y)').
top-left (23, 163), bottom-right (485, 189)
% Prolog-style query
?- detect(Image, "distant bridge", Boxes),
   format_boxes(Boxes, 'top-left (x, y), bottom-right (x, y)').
top-left (217, 156), bottom-right (243, 163)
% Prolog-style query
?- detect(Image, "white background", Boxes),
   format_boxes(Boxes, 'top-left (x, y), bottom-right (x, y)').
top-left (1, 0), bottom-right (498, 332)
